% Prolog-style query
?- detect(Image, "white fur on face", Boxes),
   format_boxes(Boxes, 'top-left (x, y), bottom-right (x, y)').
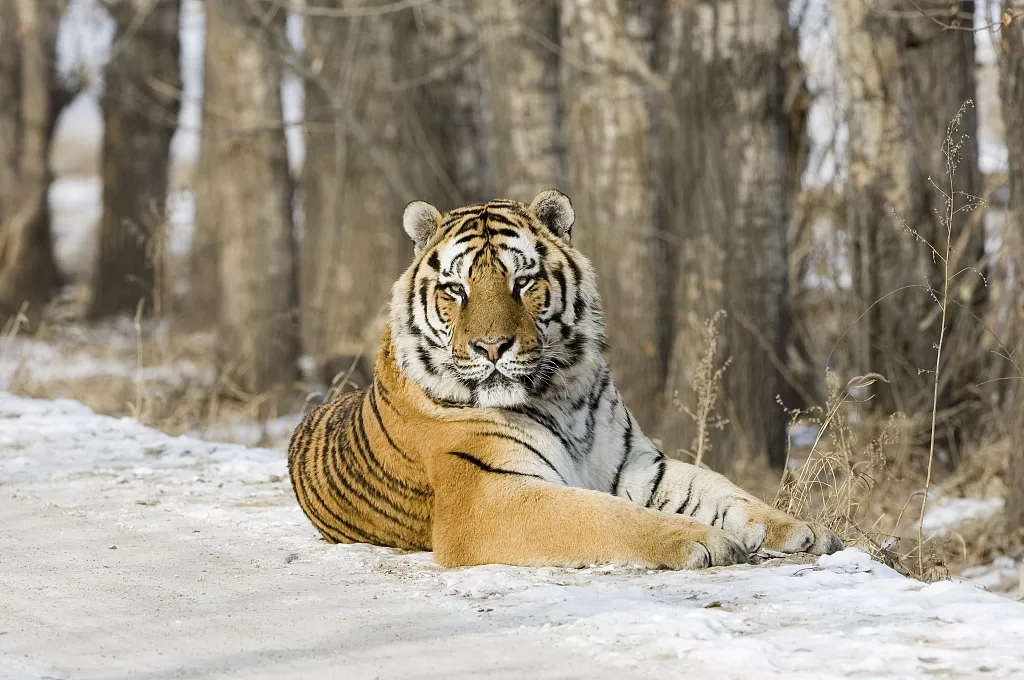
top-left (390, 208), bottom-right (606, 410)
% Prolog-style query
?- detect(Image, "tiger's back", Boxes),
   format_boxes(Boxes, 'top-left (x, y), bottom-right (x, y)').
top-left (287, 373), bottom-right (435, 551)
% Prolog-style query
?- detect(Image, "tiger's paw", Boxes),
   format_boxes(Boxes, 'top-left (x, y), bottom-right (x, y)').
top-left (740, 507), bottom-right (843, 556)
top-left (676, 528), bottom-right (750, 569)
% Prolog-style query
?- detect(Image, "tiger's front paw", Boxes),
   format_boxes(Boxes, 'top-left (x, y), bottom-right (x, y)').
top-left (675, 527), bottom-right (750, 569)
top-left (742, 507), bottom-right (844, 556)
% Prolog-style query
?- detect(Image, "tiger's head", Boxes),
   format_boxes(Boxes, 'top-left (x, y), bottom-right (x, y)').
top-left (389, 190), bottom-right (606, 409)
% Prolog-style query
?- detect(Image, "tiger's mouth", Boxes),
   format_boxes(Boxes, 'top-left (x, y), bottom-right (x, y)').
top-left (451, 357), bottom-right (539, 390)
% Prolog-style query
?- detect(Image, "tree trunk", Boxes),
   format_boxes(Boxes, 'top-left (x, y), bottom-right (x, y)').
top-left (657, 0), bottom-right (790, 470)
top-left (561, 0), bottom-right (663, 430)
top-left (902, 2), bottom-right (987, 457)
top-left (394, 0), bottom-right (492, 205)
top-left (186, 121), bottom-right (220, 327)
top-left (199, 1), bottom-right (298, 395)
top-left (476, 0), bottom-right (564, 200)
top-left (1000, 3), bottom-right (1024, 530)
top-left (300, 5), bottom-right (412, 385)
top-left (90, 0), bottom-right (181, 320)
top-left (300, 2), bottom-right (484, 386)
top-left (0, 0), bottom-right (67, 327)
top-left (834, 1), bottom-right (923, 418)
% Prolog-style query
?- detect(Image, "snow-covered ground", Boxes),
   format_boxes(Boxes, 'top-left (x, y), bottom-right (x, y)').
top-left (2, 393), bottom-right (1024, 679)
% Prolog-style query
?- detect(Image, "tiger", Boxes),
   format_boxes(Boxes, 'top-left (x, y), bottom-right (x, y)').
top-left (288, 190), bottom-right (843, 569)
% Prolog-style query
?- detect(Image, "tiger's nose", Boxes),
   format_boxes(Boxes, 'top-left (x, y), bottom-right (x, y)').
top-left (472, 337), bottom-right (514, 363)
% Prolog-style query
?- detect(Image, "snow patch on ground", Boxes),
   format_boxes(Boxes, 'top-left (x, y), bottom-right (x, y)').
top-left (2, 392), bottom-right (1024, 678)
top-left (922, 496), bottom-right (1005, 534)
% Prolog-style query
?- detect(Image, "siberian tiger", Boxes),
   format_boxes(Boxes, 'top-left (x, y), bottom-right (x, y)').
top-left (288, 190), bottom-right (843, 568)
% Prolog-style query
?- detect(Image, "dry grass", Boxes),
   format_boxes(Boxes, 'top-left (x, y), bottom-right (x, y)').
top-left (668, 310), bottom-right (731, 467)
top-left (766, 101), bottom-right (1018, 583)
top-left (0, 285), bottom-right (306, 449)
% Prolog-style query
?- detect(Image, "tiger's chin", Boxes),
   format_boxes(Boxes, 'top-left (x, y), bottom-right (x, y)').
top-left (468, 371), bottom-right (532, 409)
top-left (474, 382), bottom-right (530, 408)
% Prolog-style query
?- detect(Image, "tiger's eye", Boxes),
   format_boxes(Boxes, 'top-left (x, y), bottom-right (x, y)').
top-left (442, 282), bottom-right (465, 299)
top-left (515, 276), bottom-right (534, 290)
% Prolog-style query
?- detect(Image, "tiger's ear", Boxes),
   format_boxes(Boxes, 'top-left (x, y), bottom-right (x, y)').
top-left (403, 200), bottom-right (442, 254)
top-left (529, 190), bottom-right (575, 242)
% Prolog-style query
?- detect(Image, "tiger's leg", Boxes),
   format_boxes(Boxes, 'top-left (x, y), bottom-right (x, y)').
top-left (612, 445), bottom-right (843, 555)
top-left (429, 451), bottom-right (750, 569)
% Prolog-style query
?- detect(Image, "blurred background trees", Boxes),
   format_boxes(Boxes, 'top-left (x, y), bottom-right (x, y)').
top-left (5, 0), bottom-right (1024, 526)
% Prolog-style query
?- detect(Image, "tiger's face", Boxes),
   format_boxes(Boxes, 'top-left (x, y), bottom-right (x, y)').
top-left (390, 190), bottom-right (605, 409)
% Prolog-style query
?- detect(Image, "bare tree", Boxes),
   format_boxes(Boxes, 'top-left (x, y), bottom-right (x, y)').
top-left (476, 0), bottom-right (564, 199)
top-left (561, 0), bottom-right (663, 430)
top-left (0, 0), bottom-right (70, 327)
top-left (1000, 3), bottom-right (1024, 529)
top-left (90, 0), bottom-right (181, 319)
top-left (658, 0), bottom-right (791, 470)
top-left (197, 0), bottom-right (298, 395)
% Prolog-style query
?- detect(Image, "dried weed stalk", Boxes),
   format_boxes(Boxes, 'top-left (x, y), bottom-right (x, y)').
top-left (672, 310), bottom-right (731, 467)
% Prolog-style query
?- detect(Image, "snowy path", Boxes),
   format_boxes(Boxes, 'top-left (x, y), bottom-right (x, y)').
top-left (2, 394), bottom-right (1023, 680)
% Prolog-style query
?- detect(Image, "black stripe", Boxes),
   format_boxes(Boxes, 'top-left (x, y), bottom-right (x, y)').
top-left (479, 431), bottom-right (565, 484)
top-left (711, 506), bottom-right (721, 528)
top-left (579, 369), bottom-right (612, 457)
top-left (645, 457), bottom-right (667, 508)
top-left (552, 266), bottom-right (568, 314)
top-left (352, 396), bottom-right (432, 509)
top-left (448, 451), bottom-right (544, 479)
top-left (676, 477), bottom-right (697, 515)
top-left (416, 345), bottom-right (435, 374)
top-left (611, 414), bottom-right (634, 496)
top-left (292, 443), bottom-right (355, 543)
top-left (343, 401), bottom-right (427, 529)
top-left (573, 294), bottom-right (586, 321)
top-left (482, 211), bottom-right (521, 228)
top-left (319, 420), bottom-right (406, 545)
top-left (453, 232), bottom-right (481, 247)
top-left (368, 383), bottom-right (416, 465)
top-left (448, 205), bottom-right (486, 217)
top-left (304, 432), bottom-right (378, 543)
top-left (510, 405), bottom-right (577, 458)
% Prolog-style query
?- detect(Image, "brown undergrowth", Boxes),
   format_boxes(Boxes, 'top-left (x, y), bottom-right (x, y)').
top-left (0, 284), bottom-right (307, 449)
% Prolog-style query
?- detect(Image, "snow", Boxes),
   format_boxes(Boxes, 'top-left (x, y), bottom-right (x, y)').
top-left (921, 496), bottom-right (1005, 535)
top-left (2, 393), bottom-right (1024, 679)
